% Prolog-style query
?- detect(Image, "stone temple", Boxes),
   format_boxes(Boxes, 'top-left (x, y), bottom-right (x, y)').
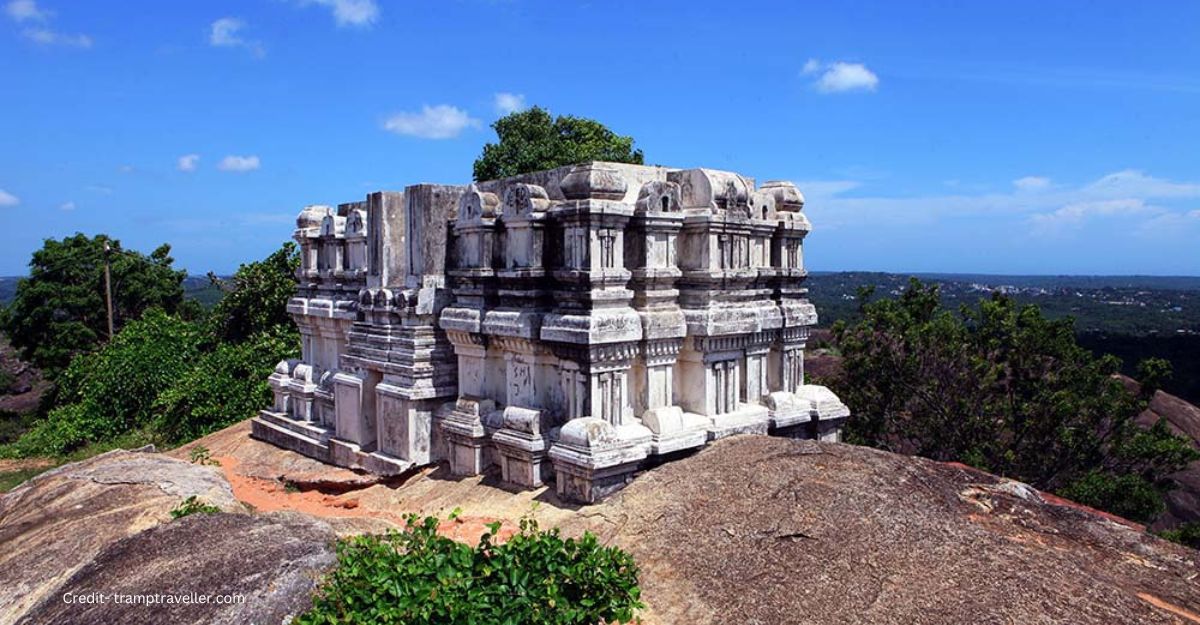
top-left (252, 162), bottom-right (849, 503)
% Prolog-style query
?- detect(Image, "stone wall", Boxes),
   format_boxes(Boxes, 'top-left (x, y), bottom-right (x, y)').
top-left (252, 162), bottom-right (848, 502)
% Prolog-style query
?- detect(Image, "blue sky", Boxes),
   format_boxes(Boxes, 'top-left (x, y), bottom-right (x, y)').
top-left (2, 0), bottom-right (1198, 276)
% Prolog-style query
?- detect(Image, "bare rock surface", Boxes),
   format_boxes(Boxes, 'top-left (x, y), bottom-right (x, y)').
top-left (7, 424), bottom-right (1200, 624)
top-left (17, 511), bottom-right (336, 625)
top-left (0, 448), bottom-right (336, 625)
top-left (565, 435), bottom-right (1200, 625)
top-left (0, 449), bottom-right (239, 624)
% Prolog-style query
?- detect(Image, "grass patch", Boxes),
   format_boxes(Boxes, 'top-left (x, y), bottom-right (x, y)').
top-left (170, 496), bottom-right (222, 519)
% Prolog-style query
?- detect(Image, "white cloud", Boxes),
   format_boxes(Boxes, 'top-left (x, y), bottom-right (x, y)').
top-left (795, 180), bottom-right (862, 200)
top-left (118, 164), bottom-right (135, 174)
top-left (383, 105), bottom-right (480, 139)
top-left (59, 200), bottom-right (75, 211)
top-left (804, 59), bottom-right (879, 93)
top-left (209, 17), bottom-right (264, 57)
top-left (1013, 176), bottom-right (1051, 191)
top-left (177, 154), bottom-right (200, 172)
top-left (84, 184), bottom-right (112, 195)
top-left (217, 155), bottom-right (261, 172)
top-left (0, 188), bottom-right (19, 207)
top-left (22, 26), bottom-right (90, 47)
top-left (1135, 209), bottom-right (1200, 238)
top-left (5, 0), bottom-right (48, 22)
top-left (797, 169), bottom-right (1200, 237)
top-left (7, 1), bottom-right (91, 48)
top-left (1079, 169), bottom-right (1200, 199)
top-left (209, 17), bottom-right (243, 46)
top-left (1028, 198), bottom-right (1156, 235)
top-left (494, 92), bottom-right (526, 115)
top-left (300, 0), bottom-right (379, 27)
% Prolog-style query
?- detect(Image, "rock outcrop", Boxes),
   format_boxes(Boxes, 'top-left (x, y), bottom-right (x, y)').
top-left (0, 449), bottom-right (336, 625)
top-left (565, 436), bottom-right (1200, 625)
top-left (5, 426), bottom-right (1200, 624)
top-left (17, 512), bottom-right (336, 625)
top-left (1135, 384), bottom-right (1200, 530)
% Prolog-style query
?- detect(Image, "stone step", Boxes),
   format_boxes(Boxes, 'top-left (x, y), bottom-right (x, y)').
top-left (256, 410), bottom-right (333, 443)
top-left (250, 417), bottom-right (332, 463)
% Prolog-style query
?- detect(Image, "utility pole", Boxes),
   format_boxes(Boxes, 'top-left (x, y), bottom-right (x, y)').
top-left (103, 241), bottom-right (115, 340)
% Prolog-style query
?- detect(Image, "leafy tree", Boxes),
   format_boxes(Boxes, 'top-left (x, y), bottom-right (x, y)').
top-left (1136, 357), bottom-right (1173, 398)
top-left (154, 326), bottom-right (299, 442)
top-left (1057, 471), bottom-right (1164, 523)
top-left (299, 513), bottom-right (643, 625)
top-left (831, 279), bottom-right (1197, 517)
top-left (2, 234), bottom-right (186, 373)
top-left (473, 106), bottom-right (644, 181)
top-left (205, 242), bottom-right (300, 344)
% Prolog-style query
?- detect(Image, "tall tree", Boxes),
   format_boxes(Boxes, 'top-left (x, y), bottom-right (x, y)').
top-left (473, 106), bottom-right (644, 181)
top-left (205, 242), bottom-right (300, 344)
top-left (2, 234), bottom-right (186, 373)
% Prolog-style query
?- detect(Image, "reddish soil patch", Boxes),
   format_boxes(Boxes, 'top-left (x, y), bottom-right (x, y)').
top-left (215, 454), bottom-right (515, 544)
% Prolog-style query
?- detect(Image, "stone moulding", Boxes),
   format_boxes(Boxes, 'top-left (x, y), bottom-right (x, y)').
top-left (251, 161), bottom-right (850, 504)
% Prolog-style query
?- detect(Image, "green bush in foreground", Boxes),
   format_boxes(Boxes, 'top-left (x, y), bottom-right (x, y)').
top-left (298, 514), bottom-right (643, 625)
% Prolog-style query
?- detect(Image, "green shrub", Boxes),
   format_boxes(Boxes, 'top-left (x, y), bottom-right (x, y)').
top-left (0, 370), bottom-right (15, 394)
top-left (170, 496), bottom-right (221, 519)
top-left (1159, 522), bottom-right (1200, 549)
top-left (56, 308), bottom-right (201, 426)
top-left (298, 514), bottom-right (643, 625)
top-left (188, 444), bottom-right (220, 466)
top-left (153, 326), bottom-right (299, 443)
top-left (1057, 471), bottom-right (1165, 524)
top-left (5, 310), bottom-right (201, 456)
top-left (832, 279), bottom-right (1198, 523)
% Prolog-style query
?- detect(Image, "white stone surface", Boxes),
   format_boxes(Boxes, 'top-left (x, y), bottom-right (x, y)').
top-left (251, 161), bottom-right (849, 504)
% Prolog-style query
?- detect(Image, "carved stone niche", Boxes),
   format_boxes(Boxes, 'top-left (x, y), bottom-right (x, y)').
top-left (458, 184), bottom-right (500, 224)
top-left (455, 185), bottom-right (501, 271)
top-left (500, 183), bottom-right (550, 270)
top-left (635, 180), bottom-right (681, 214)
top-left (667, 169), bottom-right (752, 214)
top-left (502, 183), bottom-right (551, 219)
top-left (748, 191), bottom-right (777, 221)
top-left (346, 208), bottom-right (366, 235)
